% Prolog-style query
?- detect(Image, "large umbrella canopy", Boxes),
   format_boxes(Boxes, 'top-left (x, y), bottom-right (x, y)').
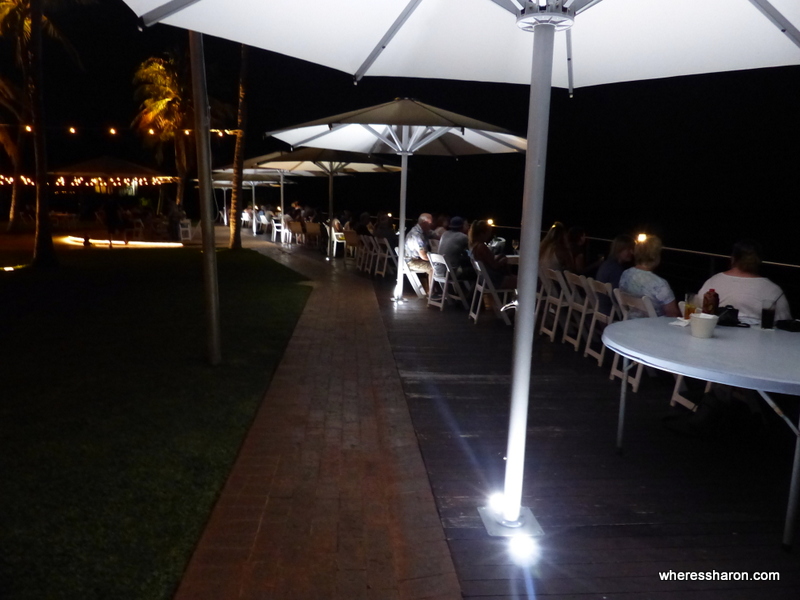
top-left (128, 0), bottom-right (800, 89)
top-left (124, 0), bottom-right (800, 539)
top-left (211, 167), bottom-right (287, 229)
top-left (267, 98), bottom-right (526, 293)
top-left (252, 148), bottom-right (401, 254)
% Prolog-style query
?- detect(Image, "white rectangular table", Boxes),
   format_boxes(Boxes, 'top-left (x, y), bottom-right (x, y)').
top-left (603, 317), bottom-right (800, 547)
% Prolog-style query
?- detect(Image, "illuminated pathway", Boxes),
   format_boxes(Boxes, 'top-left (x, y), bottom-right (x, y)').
top-left (174, 232), bottom-right (461, 600)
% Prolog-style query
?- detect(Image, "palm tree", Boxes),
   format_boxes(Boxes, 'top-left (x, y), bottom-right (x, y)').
top-left (132, 50), bottom-right (194, 207)
top-left (0, 0), bottom-right (86, 264)
top-left (0, 75), bottom-right (25, 232)
top-left (228, 43), bottom-right (248, 250)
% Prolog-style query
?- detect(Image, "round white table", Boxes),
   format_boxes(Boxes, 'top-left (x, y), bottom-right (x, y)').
top-left (603, 316), bottom-right (800, 547)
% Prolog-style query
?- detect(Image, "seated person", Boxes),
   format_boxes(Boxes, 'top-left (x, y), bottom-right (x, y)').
top-left (373, 211), bottom-right (395, 245)
top-left (619, 234), bottom-right (680, 318)
top-left (469, 220), bottom-right (516, 290)
top-left (354, 212), bottom-right (373, 236)
top-left (404, 212), bottom-right (434, 280)
top-left (595, 234), bottom-right (635, 314)
top-left (698, 239), bottom-right (791, 325)
top-left (539, 221), bottom-right (575, 272)
top-left (436, 216), bottom-right (473, 279)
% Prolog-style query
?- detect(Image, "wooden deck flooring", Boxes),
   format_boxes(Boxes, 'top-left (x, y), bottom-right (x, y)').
top-left (375, 278), bottom-right (800, 599)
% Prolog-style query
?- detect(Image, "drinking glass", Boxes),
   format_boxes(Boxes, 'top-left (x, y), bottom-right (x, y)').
top-left (761, 298), bottom-right (776, 330)
top-left (684, 293), bottom-right (698, 320)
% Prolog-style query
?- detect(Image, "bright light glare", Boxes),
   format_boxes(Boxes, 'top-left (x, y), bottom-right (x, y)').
top-left (488, 493), bottom-right (505, 514)
top-left (637, 233), bottom-right (647, 242)
top-left (487, 218), bottom-right (494, 226)
top-left (4, 267), bottom-right (14, 271)
top-left (509, 535), bottom-right (540, 565)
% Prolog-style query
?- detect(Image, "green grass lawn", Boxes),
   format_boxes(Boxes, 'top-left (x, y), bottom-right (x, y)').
top-left (0, 245), bottom-right (311, 599)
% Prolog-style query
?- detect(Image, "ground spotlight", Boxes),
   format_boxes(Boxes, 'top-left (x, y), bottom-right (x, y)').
top-left (508, 534), bottom-right (540, 566)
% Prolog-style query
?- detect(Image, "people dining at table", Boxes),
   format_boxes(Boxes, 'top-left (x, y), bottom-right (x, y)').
top-left (469, 219), bottom-right (517, 290)
top-left (697, 239), bottom-right (791, 325)
top-left (404, 212), bottom-right (435, 281)
top-left (539, 221), bottom-right (575, 272)
top-left (619, 234), bottom-right (681, 318)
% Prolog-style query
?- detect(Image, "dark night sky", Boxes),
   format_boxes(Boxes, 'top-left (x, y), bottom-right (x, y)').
top-left (6, 1), bottom-right (800, 262)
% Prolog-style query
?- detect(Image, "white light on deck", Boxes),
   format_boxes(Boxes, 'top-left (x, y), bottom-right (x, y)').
top-left (488, 493), bottom-right (505, 515)
top-left (508, 534), bottom-right (540, 566)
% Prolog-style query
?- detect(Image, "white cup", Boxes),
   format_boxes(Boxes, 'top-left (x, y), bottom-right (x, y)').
top-left (689, 312), bottom-right (719, 338)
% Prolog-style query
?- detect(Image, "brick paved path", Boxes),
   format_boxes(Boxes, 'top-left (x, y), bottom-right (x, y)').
top-left (174, 237), bottom-right (461, 600)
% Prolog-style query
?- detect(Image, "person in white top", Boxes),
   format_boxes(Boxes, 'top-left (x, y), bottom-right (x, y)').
top-left (698, 240), bottom-right (791, 325)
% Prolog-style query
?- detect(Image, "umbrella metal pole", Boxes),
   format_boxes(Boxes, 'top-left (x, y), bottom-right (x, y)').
top-left (328, 171), bottom-right (334, 257)
top-left (189, 30), bottom-right (222, 366)
top-left (487, 22), bottom-right (555, 536)
top-left (280, 172), bottom-right (285, 243)
top-left (393, 145), bottom-right (410, 301)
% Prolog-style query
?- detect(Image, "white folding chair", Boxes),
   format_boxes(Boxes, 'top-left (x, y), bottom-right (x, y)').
top-left (257, 214), bottom-right (269, 234)
top-left (427, 253), bottom-right (470, 310)
top-left (325, 223), bottom-right (346, 257)
top-left (538, 268), bottom-right (570, 342)
top-left (359, 235), bottom-right (378, 273)
top-left (468, 258), bottom-right (514, 326)
top-left (179, 219), bottom-right (192, 241)
top-left (271, 218), bottom-right (284, 243)
top-left (373, 237), bottom-right (395, 277)
top-left (562, 271), bottom-right (595, 351)
top-left (610, 289), bottom-right (657, 393)
top-left (584, 279), bottom-right (620, 366)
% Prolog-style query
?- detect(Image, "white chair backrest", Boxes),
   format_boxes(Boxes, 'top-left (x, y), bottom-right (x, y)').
top-left (564, 271), bottom-right (590, 304)
top-left (545, 268), bottom-right (569, 300)
top-left (614, 288), bottom-right (658, 320)
top-left (258, 214), bottom-right (268, 225)
top-left (590, 279), bottom-right (618, 319)
top-left (428, 252), bottom-right (449, 275)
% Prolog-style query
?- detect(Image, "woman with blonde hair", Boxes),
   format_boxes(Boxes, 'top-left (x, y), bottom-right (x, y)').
top-left (539, 221), bottom-right (574, 272)
top-left (619, 234), bottom-right (680, 317)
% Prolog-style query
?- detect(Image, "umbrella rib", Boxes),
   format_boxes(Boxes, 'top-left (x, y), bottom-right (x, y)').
top-left (288, 123), bottom-right (350, 148)
top-left (354, 0), bottom-right (424, 82)
top-left (409, 126), bottom-right (453, 153)
top-left (748, 0), bottom-right (800, 50)
top-left (362, 124), bottom-right (402, 153)
top-left (140, 0), bottom-right (203, 27)
top-left (472, 129), bottom-right (526, 152)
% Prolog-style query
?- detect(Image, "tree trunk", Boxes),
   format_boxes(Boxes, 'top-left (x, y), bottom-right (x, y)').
top-left (175, 137), bottom-right (187, 206)
top-left (228, 44), bottom-right (248, 250)
top-left (5, 128), bottom-right (23, 233)
top-left (29, 0), bottom-right (56, 268)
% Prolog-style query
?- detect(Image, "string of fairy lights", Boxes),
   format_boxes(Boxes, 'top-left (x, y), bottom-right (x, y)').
top-left (1, 124), bottom-right (241, 137)
top-left (0, 123), bottom-right (238, 187)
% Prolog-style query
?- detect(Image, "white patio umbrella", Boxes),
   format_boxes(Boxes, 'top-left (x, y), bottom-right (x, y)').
top-left (211, 168), bottom-right (286, 230)
top-left (266, 99), bottom-right (526, 298)
top-left (124, 0), bottom-right (800, 540)
top-left (251, 147), bottom-right (402, 255)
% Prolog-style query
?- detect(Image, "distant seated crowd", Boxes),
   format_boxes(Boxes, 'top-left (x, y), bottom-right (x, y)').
top-left (241, 201), bottom-right (792, 326)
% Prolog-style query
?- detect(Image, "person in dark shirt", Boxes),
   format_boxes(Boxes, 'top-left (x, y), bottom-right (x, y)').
top-left (595, 234), bottom-right (635, 314)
